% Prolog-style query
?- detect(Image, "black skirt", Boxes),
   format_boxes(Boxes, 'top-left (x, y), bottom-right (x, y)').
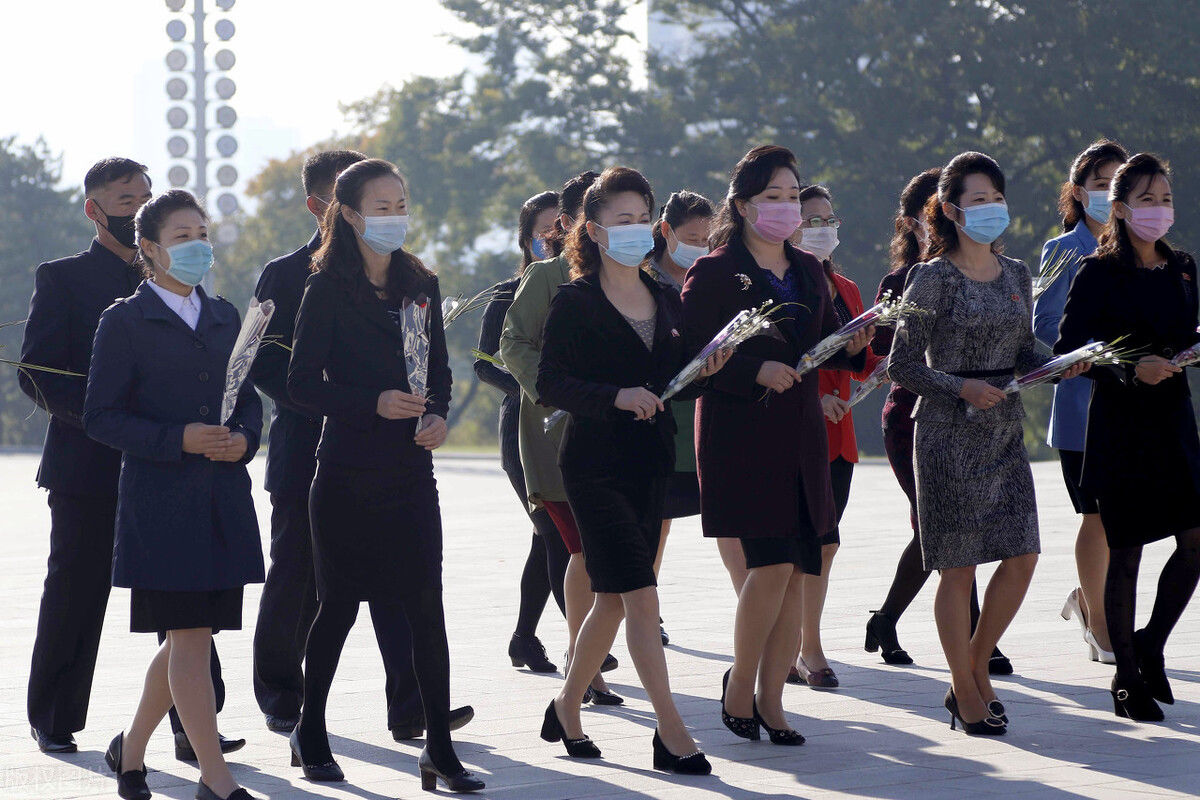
top-left (1059, 449), bottom-right (1099, 516)
top-left (130, 588), bottom-right (243, 634)
top-left (662, 470), bottom-right (700, 520)
top-left (564, 472), bottom-right (666, 594)
top-left (738, 474), bottom-right (821, 574)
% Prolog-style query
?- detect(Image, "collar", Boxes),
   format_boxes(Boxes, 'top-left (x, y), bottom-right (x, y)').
top-left (305, 229), bottom-right (321, 253)
top-left (147, 279), bottom-right (199, 313)
top-left (1071, 223), bottom-right (1098, 253)
top-left (88, 237), bottom-right (135, 268)
top-left (649, 258), bottom-right (684, 291)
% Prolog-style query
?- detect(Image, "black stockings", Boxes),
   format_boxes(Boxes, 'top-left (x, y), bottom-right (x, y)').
top-left (879, 532), bottom-right (982, 629)
top-left (515, 522), bottom-right (569, 638)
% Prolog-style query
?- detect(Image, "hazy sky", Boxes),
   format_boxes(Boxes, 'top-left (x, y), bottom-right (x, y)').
top-left (1, 0), bottom-right (649, 203)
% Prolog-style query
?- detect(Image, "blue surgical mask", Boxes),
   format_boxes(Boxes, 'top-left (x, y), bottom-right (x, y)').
top-left (669, 239), bottom-right (709, 270)
top-left (355, 211), bottom-right (409, 255)
top-left (1084, 190), bottom-right (1111, 225)
top-left (954, 202), bottom-right (1009, 244)
top-left (598, 223), bottom-right (654, 267)
top-left (531, 236), bottom-right (548, 260)
top-left (162, 239), bottom-right (214, 286)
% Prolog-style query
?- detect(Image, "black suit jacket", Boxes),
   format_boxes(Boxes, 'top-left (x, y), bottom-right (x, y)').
top-left (536, 270), bottom-right (689, 481)
top-left (250, 232), bottom-right (322, 496)
top-left (20, 239), bottom-right (142, 497)
top-left (288, 265), bottom-right (451, 472)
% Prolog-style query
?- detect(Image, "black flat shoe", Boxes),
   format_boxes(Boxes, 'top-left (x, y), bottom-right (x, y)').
top-left (264, 715), bottom-right (298, 733)
top-left (540, 700), bottom-right (601, 758)
top-left (1133, 629), bottom-right (1174, 705)
top-left (944, 689), bottom-right (1006, 736)
top-left (720, 668), bottom-right (760, 741)
top-left (660, 618), bottom-right (671, 647)
top-left (418, 748), bottom-right (485, 793)
top-left (589, 687), bottom-right (625, 706)
top-left (601, 652), bottom-right (618, 672)
top-left (174, 732), bottom-right (246, 762)
top-left (32, 727), bottom-right (77, 754)
top-left (988, 647), bottom-right (1013, 676)
top-left (195, 781), bottom-right (258, 800)
top-left (392, 705), bottom-right (476, 741)
top-left (105, 732), bottom-right (151, 800)
top-left (753, 700), bottom-right (805, 746)
top-left (865, 610), bottom-right (914, 665)
top-left (652, 729), bottom-right (711, 774)
top-left (288, 728), bottom-right (345, 782)
top-left (509, 633), bottom-right (558, 672)
top-left (1111, 677), bottom-right (1164, 722)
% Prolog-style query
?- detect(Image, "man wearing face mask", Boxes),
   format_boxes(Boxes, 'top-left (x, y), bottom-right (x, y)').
top-left (21, 158), bottom-right (239, 758)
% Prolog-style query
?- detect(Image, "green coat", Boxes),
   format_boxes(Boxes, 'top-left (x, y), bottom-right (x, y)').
top-left (499, 256), bottom-right (572, 507)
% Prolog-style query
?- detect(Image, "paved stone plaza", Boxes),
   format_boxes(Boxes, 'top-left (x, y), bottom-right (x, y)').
top-left (1, 453), bottom-right (1197, 799)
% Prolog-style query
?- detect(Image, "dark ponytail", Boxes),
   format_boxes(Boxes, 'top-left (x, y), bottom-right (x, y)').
top-left (650, 190), bottom-right (715, 263)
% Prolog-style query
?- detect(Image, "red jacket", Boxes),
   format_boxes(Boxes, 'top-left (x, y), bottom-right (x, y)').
top-left (818, 272), bottom-right (884, 463)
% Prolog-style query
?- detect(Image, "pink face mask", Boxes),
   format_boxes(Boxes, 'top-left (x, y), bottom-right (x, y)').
top-left (1123, 204), bottom-right (1174, 242)
top-left (748, 201), bottom-right (803, 244)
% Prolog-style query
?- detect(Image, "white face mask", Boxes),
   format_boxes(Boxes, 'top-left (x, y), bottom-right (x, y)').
top-left (669, 239), bottom-right (709, 269)
top-left (799, 226), bottom-right (839, 261)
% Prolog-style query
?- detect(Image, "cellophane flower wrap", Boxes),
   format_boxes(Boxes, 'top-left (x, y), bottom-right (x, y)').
top-left (220, 298), bottom-right (275, 424)
top-left (795, 291), bottom-right (921, 376)
top-left (1171, 327), bottom-right (1200, 367)
top-left (847, 355), bottom-right (889, 408)
top-left (542, 302), bottom-right (781, 433)
top-left (964, 339), bottom-right (1134, 417)
top-left (401, 294), bottom-right (431, 401)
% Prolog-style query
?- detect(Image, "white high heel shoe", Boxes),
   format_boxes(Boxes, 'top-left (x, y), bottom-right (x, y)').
top-left (1061, 588), bottom-right (1116, 663)
top-left (1085, 628), bottom-right (1116, 664)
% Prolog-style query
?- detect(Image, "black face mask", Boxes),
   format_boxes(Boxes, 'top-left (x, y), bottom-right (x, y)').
top-left (93, 201), bottom-right (138, 248)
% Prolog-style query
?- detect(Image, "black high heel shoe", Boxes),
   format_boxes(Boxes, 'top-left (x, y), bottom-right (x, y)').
top-left (104, 732), bottom-right (151, 800)
top-left (418, 749), bottom-right (485, 793)
top-left (720, 668), bottom-right (760, 741)
top-left (986, 699), bottom-right (1008, 724)
top-left (589, 687), bottom-right (625, 706)
top-left (1111, 676), bottom-right (1164, 722)
top-left (753, 700), bottom-right (805, 746)
top-left (944, 689), bottom-right (1006, 736)
top-left (288, 728), bottom-right (345, 782)
top-left (988, 647), bottom-right (1013, 676)
top-left (865, 610), bottom-right (913, 665)
top-left (1133, 629), bottom-right (1174, 705)
top-left (651, 729), bottom-right (712, 775)
top-left (509, 633), bottom-right (557, 673)
top-left (195, 782), bottom-right (257, 800)
top-left (540, 700), bottom-right (602, 758)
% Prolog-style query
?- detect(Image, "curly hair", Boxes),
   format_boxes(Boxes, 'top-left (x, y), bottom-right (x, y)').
top-left (564, 166), bottom-right (655, 280)
top-left (889, 168), bottom-right (940, 270)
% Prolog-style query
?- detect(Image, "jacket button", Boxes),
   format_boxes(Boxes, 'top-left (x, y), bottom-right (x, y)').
top-left (199, 405), bottom-right (209, 416)
top-left (198, 371), bottom-right (209, 382)
top-left (832, 389), bottom-right (840, 396)
top-left (193, 340), bottom-right (204, 349)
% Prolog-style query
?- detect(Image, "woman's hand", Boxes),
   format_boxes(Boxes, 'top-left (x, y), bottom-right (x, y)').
top-left (697, 347), bottom-right (733, 379)
top-left (1135, 355), bottom-right (1181, 386)
top-left (756, 361), bottom-right (801, 393)
top-left (414, 414), bottom-right (448, 450)
top-left (615, 387), bottom-right (664, 420)
top-left (1062, 362), bottom-right (1091, 380)
top-left (182, 423), bottom-right (232, 455)
top-left (821, 394), bottom-right (850, 424)
top-left (377, 389), bottom-right (427, 420)
top-left (959, 378), bottom-right (1007, 410)
top-left (205, 432), bottom-right (249, 462)
top-left (844, 325), bottom-right (876, 357)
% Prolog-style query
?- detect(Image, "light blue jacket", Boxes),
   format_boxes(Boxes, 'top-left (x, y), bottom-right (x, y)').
top-left (1032, 224), bottom-right (1098, 451)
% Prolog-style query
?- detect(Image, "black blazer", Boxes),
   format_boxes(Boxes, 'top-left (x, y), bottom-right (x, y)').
top-left (83, 283), bottom-right (264, 591)
top-left (536, 270), bottom-right (689, 481)
top-left (20, 239), bottom-right (142, 496)
top-left (473, 278), bottom-right (521, 475)
top-left (250, 232), bottom-right (322, 496)
top-left (287, 265), bottom-right (451, 472)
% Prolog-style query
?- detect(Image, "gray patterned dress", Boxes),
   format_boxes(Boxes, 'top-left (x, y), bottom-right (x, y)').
top-left (889, 255), bottom-right (1050, 570)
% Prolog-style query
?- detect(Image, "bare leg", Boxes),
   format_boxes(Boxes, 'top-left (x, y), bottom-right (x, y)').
top-left (122, 639), bottom-right (174, 771)
top-left (717, 537), bottom-right (750, 595)
top-left (621, 586), bottom-right (695, 754)
top-left (756, 569), bottom-right (805, 729)
top-left (795, 543), bottom-right (838, 671)
top-left (970, 553), bottom-right (1038, 703)
top-left (934, 566), bottom-right (988, 723)
top-left (554, 593), bottom-right (624, 740)
top-left (654, 520), bottom-right (671, 577)
top-left (563, 553), bottom-right (612, 692)
top-left (167, 628), bottom-right (237, 798)
top-left (726, 563), bottom-right (791, 718)
top-left (1076, 513), bottom-right (1111, 651)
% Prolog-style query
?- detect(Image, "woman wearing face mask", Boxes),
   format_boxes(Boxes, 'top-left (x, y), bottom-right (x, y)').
top-left (84, 190), bottom-right (265, 800)
top-left (647, 190), bottom-right (715, 641)
top-left (1055, 153), bottom-right (1200, 722)
top-left (890, 151), bottom-right (1087, 735)
top-left (537, 167), bottom-right (728, 773)
top-left (1034, 140), bottom-right (1129, 665)
top-left (682, 145), bottom-right (871, 746)
top-left (783, 184), bottom-right (882, 689)
top-left (864, 169), bottom-right (1002, 675)
top-left (287, 159), bottom-right (482, 792)
top-left (475, 190), bottom-right (569, 674)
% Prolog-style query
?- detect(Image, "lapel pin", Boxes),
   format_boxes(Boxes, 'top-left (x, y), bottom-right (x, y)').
top-left (734, 273), bottom-right (753, 291)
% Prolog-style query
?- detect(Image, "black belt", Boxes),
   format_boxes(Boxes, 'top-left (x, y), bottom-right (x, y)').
top-left (948, 367), bottom-right (1015, 379)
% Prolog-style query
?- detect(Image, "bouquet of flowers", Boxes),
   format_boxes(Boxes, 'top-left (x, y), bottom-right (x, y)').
top-left (220, 298), bottom-right (275, 424)
top-left (442, 285), bottom-right (508, 329)
top-left (400, 294), bottom-right (432, 431)
top-left (846, 355), bottom-right (889, 408)
top-left (1170, 327), bottom-right (1200, 367)
top-left (543, 301), bottom-right (783, 432)
top-left (795, 291), bottom-right (924, 376)
top-left (1032, 244), bottom-right (1082, 302)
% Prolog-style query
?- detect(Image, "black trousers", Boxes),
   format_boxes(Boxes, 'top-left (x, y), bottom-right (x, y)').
top-left (253, 490), bottom-right (421, 726)
top-left (27, 491), bottom-right (117, 735)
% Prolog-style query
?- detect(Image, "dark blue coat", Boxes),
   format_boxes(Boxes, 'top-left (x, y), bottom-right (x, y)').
top-left (83, 282), bottom-right (265, 591)
top-left (20, 239), bottom-right (142, 497)
top-left (250, 232), bottom-right (322, 497)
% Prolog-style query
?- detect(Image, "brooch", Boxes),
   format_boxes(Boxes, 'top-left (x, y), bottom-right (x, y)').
top-left (670, 328), bottom-right (680, 337)
top-left (1011, 293), bottom-right (1020, 302)
top-left (734, 273), bottom-right (753, 291)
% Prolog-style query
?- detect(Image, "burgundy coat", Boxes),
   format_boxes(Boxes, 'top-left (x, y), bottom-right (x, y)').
top-left (681, 236), bottom-right (863, 542)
